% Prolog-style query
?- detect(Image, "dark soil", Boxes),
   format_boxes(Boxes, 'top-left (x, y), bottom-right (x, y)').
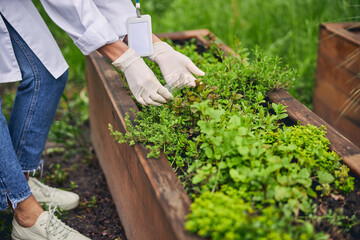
top-left (314, 174), bottom-right (360, 240)
top-left (0, 124), bottom-right (127, 240)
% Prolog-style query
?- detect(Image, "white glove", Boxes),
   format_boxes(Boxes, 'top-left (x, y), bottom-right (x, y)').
top-left (147, 42), bottom-right (205, 89)
top-left (113, 48), bottom-right (173, 106)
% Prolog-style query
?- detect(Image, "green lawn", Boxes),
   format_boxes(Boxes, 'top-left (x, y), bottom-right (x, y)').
top-left (145, 0), bottom-right (359, 107)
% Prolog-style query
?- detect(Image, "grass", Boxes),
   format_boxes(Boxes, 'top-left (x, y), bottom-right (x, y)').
top-left (30, 0), bottom-right (360, 109)
top-left (142, 0), bottom-right (359, 107)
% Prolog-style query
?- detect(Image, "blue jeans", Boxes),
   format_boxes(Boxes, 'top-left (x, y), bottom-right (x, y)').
top-left (0, 18), bottom-right (68, 210)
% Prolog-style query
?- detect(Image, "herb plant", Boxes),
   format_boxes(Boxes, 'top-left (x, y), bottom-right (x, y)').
top-left (109, 40), bottom-right (356, 239)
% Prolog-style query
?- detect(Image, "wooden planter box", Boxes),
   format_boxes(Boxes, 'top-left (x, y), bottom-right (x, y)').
top-left (86, 29), bottom-right (360, 240)
top-left (313, 22), bottom-right (360, 147)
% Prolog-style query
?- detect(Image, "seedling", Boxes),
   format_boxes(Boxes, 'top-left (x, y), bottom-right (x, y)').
top-left (47, 163), bottom-right (68, 184)
top-left (86, 196), bottom-right (98, 208)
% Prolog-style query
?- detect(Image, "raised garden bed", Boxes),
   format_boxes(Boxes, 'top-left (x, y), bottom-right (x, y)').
top-left (86, 29), bottom-right (360, 240)
top-left (313, 22), bottom-right (360, 148)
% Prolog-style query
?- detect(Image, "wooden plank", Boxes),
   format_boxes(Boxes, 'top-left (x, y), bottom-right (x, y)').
top-left (86, 52), bottom-right (200, 240)
top-left (156, 29), bottom-right (235, 56)
top-left (322, 22), bottom-right (360, 45)
top-left (317, 24), bottom-right (360, 76)
top-left (269, 89), bottom-right (360, 176)
top-left (313, 80), bottom-right (360, 125)
top-left (315, 51), bottom-right (358, 96)
top-left (313, 22), bottom-right (360, 149)
top-left (156, 29), bottom-right (211, 41)
top-left (313, 95), bottom-right (360, 147)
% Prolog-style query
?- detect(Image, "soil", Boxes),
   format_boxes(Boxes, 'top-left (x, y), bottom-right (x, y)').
top-left (315, 173), bottom-right (360, 240)
top-left (0, 123), bottom-right (127, 240)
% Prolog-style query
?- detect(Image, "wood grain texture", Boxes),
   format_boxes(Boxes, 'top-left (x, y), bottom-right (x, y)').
top-left (315, 50), bottom-right (358, 95)
top-left (314, 79), bottom-right (360, 124)
top-left (313, 94), bottom-right (360, 150)
top-left (317, 23), bottom-right (360, 75)
top-left (314, 22), bottom-right (360, 148)
top-left (156, 29), bottom-right (236, 56)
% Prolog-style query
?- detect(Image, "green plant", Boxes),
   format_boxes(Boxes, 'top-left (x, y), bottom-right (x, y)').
top-left (110, 40), bottom-right (357, 239)
top-left (69, 181), bottom-right (79, 190)
top-left (47, 163), bottom-right (68, 184)
top-left (185, 190), bottom-right (328, 240)
top-left (86, 196), bottom-right (98, 208)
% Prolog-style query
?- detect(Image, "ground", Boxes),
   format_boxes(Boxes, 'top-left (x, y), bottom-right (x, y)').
top-left (316, 177), bottom-right (360, 240)
top-left (0, 124), bottom-right (127, 240)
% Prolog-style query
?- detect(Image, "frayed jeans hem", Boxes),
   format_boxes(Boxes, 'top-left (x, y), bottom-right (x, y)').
top-left (22, 159), bottom-right (44, 178)
top-left (0, 190), bottom-right (32, 211)
top-left (9, 191), bottom-right (32, 210)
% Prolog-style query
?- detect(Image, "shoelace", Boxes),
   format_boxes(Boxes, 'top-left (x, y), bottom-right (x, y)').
top-left (31, 177), bottom-right (56, 197)
top-left (41, 203), bottom-right (72, 239)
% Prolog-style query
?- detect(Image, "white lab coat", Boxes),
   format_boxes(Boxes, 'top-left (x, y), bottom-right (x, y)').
top-left (0, 0), bottom-right (136, 83)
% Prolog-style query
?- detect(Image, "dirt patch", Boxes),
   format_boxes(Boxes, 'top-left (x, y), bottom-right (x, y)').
top-left (311, 173), bottom-right (360, 240)
top-left (43, 147), bottom-right (127, 239)
top-left (0, 125), bottom-right (127, 240)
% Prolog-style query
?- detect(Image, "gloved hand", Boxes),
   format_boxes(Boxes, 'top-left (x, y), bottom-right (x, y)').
top-left (113, 48), bottom-right (173, 106)
top-left (147, 42), bottom-right (205, 89)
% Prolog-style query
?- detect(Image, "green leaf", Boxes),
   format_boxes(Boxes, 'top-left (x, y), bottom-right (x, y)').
top-left (192, 174), bottom-right (205, 185)
top-left (317, 170), bottom-right (334, 184)
top-left (306, 187), bottom-right (317, 198)
top-left (197, 121), bottom-right (215, 136)
top-left (296, 178), bottom-right (312, 188)
top-left (204, 108), bottom-right (225, 122)
top-left (204, 146), bottom-right (214, 158)
top-left (277, 174), bottom-right (288, 185)
top-left (237, 145), bottom-right (249, 156)
top-left (265, 164), bottom-right (282, 175)
top-left (274, 186), bottom-right (291, 201)
top-left (228, 115), bottom-right (241, 129)
top-left (229, 168), bottom-right (246, 182)
top-left (298, 168), bottom-right (310, 178)
top-left (288, 199), bottom-right (299, 213)
top-left (218, 161), bottom-right (227, 169)
top-left (278, 144), bottom-right (297, 152)
top-left (300, 200), bottom-right (312, 214)
top-left (237, 127), bottom-right (248, 136)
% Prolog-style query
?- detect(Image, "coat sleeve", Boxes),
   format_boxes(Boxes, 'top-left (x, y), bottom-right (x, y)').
top-left (92, 0), bottom-right (136, 39)
top-left (39, 0), bottom-right (135, 55)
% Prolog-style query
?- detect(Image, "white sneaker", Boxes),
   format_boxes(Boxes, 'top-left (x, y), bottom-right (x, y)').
top-left (12, 206), bottom-right (91, 240)
top-left (28, 177), bottom-right (79, 211)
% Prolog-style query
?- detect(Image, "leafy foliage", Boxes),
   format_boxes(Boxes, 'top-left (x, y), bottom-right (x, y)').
top-left (109, 41), bottom-right (356, 239)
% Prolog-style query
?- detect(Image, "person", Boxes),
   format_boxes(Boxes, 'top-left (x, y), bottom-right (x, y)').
top-left (0, 0), bottom-right (204, 239)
